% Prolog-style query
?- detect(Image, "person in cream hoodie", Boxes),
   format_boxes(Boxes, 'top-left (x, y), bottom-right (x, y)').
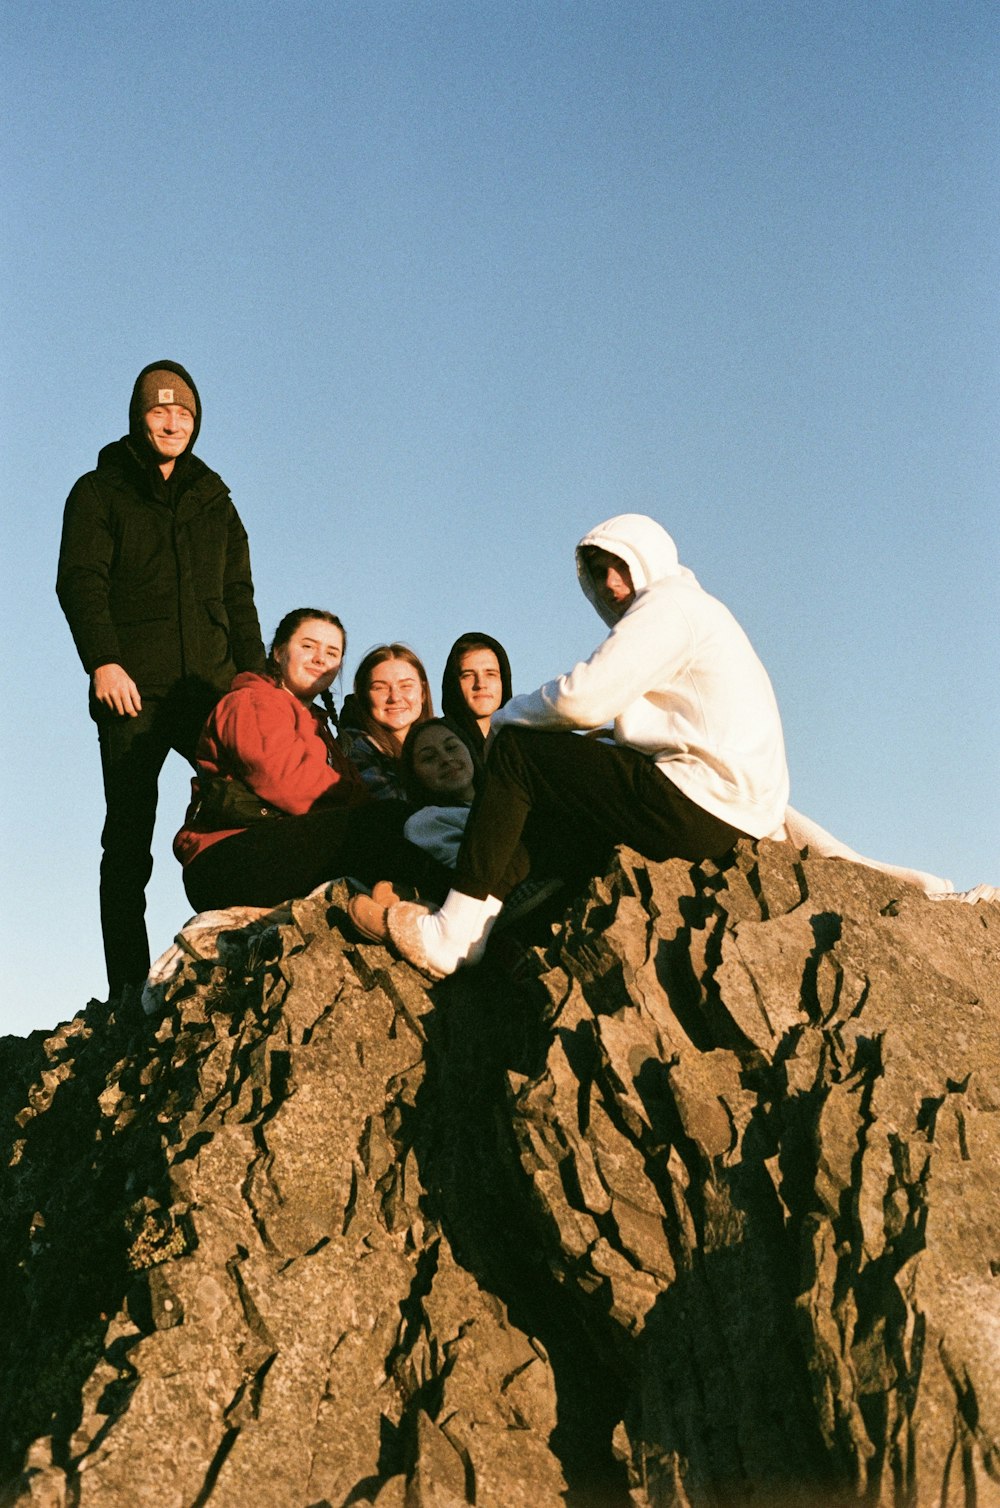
top-left (387, 513), bottom-right (791, 977)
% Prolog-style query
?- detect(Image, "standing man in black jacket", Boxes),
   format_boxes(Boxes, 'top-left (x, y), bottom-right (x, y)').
top-left (57, 360), bottom-right (266, 1002)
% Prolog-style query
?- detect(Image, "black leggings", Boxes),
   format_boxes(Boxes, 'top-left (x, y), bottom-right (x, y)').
top-left (182, 801), bottom-right (450, 913)
top-left (454, 727), bottom-right (746, 900)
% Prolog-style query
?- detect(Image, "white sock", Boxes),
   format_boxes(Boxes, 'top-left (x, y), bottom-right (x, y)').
top-left (417, 890), bottom-right (503, 972)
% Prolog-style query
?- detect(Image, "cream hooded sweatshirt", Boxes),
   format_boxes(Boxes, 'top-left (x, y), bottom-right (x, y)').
top-left (490, 514), bottom-right (790, 839)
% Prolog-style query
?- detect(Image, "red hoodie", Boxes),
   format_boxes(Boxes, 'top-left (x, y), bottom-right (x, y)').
top-left (174, 672), bottom-right (366, 866)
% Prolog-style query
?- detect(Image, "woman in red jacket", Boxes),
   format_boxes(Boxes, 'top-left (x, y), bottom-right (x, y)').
top-left (175, 608), bottom-right (447, 912)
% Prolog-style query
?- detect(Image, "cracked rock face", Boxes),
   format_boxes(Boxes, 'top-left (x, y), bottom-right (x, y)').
top-left (1, 842), bottom-right (998, 1507)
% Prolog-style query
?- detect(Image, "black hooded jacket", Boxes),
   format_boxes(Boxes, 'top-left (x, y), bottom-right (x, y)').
top-left (57, 360), bottom-right (265, 696)
top-left (440, 632), bottom-right (513, 756)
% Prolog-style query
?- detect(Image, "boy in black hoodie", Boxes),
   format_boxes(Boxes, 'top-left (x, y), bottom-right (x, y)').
top-left (440, 632), bottom-right (513, 757)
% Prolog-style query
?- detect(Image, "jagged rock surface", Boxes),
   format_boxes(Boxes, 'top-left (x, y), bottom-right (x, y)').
top-left (1, 842), bottom-right (998, 1507)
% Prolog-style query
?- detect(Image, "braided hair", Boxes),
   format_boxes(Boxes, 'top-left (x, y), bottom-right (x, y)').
top-left (267, 607), bottom-right (346, 726)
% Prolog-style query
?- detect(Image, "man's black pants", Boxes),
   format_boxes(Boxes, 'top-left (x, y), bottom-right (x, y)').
top-left (453, 727), bottom-right (746, 901)
top-left (95, 683), bottom-right (215, 994)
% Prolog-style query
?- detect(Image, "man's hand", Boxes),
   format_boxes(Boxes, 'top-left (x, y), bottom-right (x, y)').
top-left (92, 664), bottom-right (142, 717)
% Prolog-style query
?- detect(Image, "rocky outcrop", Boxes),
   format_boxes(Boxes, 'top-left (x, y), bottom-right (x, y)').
top-left (2, 842), bottom-right (998, 1507)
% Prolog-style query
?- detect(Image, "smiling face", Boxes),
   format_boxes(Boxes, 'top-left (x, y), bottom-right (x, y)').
top-left (456, 647), bottom-right (503, 732)
top-left (274, 618), bottom-right (344, 704)
top-left (586, 548), bottom-right (636, 619)
top-left (410, 724), bottom-right (476, 802)
top-left (366, 658), bottom-right (425, 742)
top-left (143, 404), bottom-right (195, 473)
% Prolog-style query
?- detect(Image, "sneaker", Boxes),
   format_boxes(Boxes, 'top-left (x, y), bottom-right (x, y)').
top-left (930, 883), bottom-right (1000, 905)
top-left (494, 876), bottom-right (566, 931)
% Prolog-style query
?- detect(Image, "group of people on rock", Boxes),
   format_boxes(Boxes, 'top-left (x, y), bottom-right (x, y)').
top-left (58, 360), bottom-right (989, 1005)
top-left (172, 621), bottom-right (509, 930)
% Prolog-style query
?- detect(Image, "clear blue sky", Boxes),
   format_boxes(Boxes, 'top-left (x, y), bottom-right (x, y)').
top-left (3, 1), bottom-right (997, 1038)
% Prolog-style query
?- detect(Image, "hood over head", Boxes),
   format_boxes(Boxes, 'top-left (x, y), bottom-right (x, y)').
top-left (577, 513), bottom-right (694, 625)
top-left (441, 631), bottom-right (513, 747)
top-left (128, 359), bottom-right (202, 457)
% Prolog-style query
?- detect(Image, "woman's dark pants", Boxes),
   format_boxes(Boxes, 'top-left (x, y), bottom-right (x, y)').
top-left (183, 801), bottom-right (450, 914)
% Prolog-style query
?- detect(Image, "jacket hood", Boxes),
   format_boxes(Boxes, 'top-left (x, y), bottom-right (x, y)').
top-left (441, 632), bottom-right (513, 745)
top-left (577, 513), bottom-right (695, 625)
top-left (128, 359), bottom-right (202, 455)
top-left (230, 670), bottom-right (274, 692)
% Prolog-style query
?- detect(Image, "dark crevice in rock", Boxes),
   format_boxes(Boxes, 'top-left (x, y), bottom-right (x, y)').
top-left (240, 1137), bottom-right (279, 1252)
top-left (743, 856), bottom-right (771, 919)
top-left (384, 1237), bottom-right (442, 1381)
top-left (801, 911), bottom-right (844, 1024)
top-left (225, 1352), bottom-right (277, 1428)
top-left (226, 1253), bottom-right (276, 1348)
top-left (257, 1045), bottom-right (293, 1128)
top-left (671, 883), bottom-right (766, 1058)
top-left (170, 1128), bottom-right (214, 1165)
top-left (188, 1425), bottom-right (240, 1508)
top-left (847, 976), bottom-right (871, 1021)
top-left (408, 970), bottom-right (634, 1504)
top-left (653, 922), bottom-right (718, 1052)
top-left (769, 1030), bottom-right (826, 1212)
top-left (917, 1093), bottom-right (946, 1140)
top-left (438, 1415), bottom-right (478, 1502)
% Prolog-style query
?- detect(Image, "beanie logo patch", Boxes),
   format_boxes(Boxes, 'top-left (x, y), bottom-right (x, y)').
top-left (157, 388), bottom-right (175, 403)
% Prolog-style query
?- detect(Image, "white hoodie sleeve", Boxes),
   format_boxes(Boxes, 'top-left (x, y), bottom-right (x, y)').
top-left (492, 586), bottom-right (695, 734)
